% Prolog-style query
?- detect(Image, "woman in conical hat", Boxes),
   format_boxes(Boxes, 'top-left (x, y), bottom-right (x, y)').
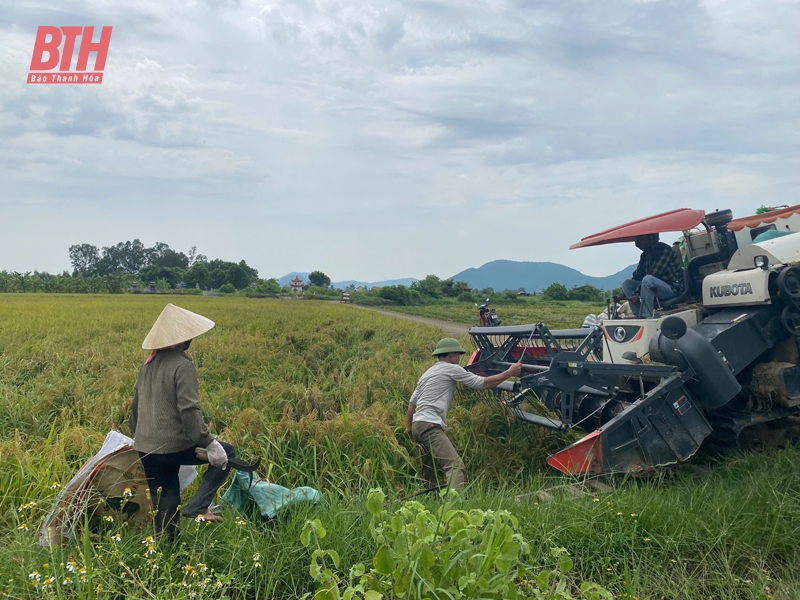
top-left (129, 304), bottom-right (235, 538)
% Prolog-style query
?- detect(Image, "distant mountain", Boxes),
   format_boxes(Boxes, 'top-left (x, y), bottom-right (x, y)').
top-left (278, 272), bottom-right (418, 289)
top-left (451, 260), bottom-right (635, 292)
top-left (278, 261), bottom-right (633, 292)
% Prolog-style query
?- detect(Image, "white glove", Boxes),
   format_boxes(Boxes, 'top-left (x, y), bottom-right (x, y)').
top-left (205, 439), bottom-right (228, 470)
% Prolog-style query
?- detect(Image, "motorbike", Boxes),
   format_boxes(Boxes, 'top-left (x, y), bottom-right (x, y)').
top-left (475, 298), bottom-right (502, 327)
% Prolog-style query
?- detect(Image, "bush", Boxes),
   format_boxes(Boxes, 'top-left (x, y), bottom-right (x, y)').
top-left (567, 284), bottom-right (603, 302)
top-left (219, 283), bottom-right (236, 294)
top-left (543, 282), bottom-right (568, 301)
top-left (245, 279), bottom-right (281, 298)
top-left (457, 291), bottom-right (475, 302)
top-left (372, 285), bottom-right (421, 306)
top-left (498, 289), bottom-right (523, 302)
top-left (351, 293), bottom-right (395, 306)
top-left (301, 488), bottom-right (612, 600)
top-left (305, 285), bottom-right (340, 300)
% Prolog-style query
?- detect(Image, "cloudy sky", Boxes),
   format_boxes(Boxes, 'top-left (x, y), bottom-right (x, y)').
top-left (1, 0), bottom-right (798, 282)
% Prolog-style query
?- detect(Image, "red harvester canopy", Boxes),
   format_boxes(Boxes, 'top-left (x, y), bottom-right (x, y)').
top-left (727, 204), bottom-right (800, 232)
top-left (569, 208), bottom-right (706, 250)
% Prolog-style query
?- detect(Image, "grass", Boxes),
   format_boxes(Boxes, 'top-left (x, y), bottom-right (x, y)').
top-left (1, 294), bottom-right (799, 598)
top-left (377, 300), bottom-right (606, 329)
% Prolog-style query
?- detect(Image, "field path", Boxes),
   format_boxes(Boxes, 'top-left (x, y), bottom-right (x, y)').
top-left (350, 306), bottom-right (471, 336)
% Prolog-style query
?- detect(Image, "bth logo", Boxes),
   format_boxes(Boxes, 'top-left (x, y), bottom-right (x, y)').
top-left (28, 26), bottom-right (113, 85)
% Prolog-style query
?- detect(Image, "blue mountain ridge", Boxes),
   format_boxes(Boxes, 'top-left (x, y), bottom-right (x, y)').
top-left (451, 260), bottom-right (635, 292)
top-left (279, 261), bottom-right (635, 291)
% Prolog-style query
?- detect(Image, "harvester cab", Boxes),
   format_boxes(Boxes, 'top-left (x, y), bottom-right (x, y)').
top-left (466, 205), bottom-right (800, 476)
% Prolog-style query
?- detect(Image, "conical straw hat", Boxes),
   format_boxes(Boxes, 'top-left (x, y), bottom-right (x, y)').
top-left (142, 304), bottom-right (215, 350)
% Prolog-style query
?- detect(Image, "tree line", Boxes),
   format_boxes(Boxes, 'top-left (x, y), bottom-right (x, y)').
top-left (0, 243), bottom-right (616, 301)
top-left (357, 275), bottom-right (613, 306)
top-left (68, 240), bottom-right (263, 290)
top-left (0, 240), bottom-right (282, 295)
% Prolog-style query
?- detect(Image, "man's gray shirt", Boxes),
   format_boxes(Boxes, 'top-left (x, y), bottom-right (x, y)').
top-left (410, 362), bottom-right (484, 428)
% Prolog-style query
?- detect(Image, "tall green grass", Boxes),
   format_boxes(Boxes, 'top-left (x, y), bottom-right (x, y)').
top-left (379, 301), bottom-right (604, 328)
top-left (3, 450), bottom-right (799, 599)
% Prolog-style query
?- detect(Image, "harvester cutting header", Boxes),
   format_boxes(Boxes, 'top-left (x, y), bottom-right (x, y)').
top-left (465, 205), bottom-right (800, 475)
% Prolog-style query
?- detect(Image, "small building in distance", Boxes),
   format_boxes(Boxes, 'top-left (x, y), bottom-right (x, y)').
top-left (290, 276), bottom-right (304, 295)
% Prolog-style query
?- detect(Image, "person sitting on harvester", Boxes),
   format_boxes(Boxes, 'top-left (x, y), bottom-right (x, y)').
top-left (129, 303), bottom-right (236, 539)
top-left (405, 338), bottom-right (522, 491)
top-left (622, 233), bottom-right (685, 318)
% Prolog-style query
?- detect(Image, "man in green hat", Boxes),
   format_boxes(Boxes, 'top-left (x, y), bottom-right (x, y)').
top-left (405, 337), bottom-right (522, 490)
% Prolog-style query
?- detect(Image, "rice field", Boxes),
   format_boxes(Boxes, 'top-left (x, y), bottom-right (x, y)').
top-left (1, 295), bottom-right (799, 599)
top-left (378, 301), bottom-right (605, 329)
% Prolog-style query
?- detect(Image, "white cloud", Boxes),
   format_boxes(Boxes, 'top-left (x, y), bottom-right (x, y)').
top-left (0, 0), bottom-right (798, 280)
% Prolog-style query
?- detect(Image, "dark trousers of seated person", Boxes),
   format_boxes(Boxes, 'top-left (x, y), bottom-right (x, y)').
top-left (139, 441), bottom-right (235, 538)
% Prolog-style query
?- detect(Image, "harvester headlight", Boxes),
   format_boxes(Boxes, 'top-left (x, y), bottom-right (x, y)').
top-left (754, 255), bottom-right (769, 269)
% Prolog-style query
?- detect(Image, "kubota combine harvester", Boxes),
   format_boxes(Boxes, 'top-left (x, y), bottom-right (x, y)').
top-left (466, 205), bottom-right (800, 475)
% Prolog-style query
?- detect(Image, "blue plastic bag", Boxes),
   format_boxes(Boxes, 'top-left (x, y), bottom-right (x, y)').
top-left (220, 471), bottom-right (321, 519)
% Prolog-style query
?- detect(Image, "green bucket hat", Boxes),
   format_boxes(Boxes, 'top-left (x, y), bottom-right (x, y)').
top-left (432, 337), bottom-right (467, 356)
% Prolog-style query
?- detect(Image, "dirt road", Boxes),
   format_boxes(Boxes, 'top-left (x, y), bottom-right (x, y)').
top-left (358, 307), bottom-right (471, 336)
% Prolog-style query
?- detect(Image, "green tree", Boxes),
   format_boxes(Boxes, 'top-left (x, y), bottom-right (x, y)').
top-left (440, 278), bottom-right (467, 298)
top-left (120, 239), bottom-right (148, 273)
top-left (140, 265), bottom-right (184, 288)
top-left (379, 285), bottom-right (411, 305)
top-left (96, 239), bottom-right (148, 275)
top-left (543, 282), bottom-right (568, 301)
top-left (184, 262), bottom-right (211, 290)
top-left (567, 284), bottom-right (602, 302)
top-left (106, 272), bottom-right (128, 294)
top-left (187, 245), bottom-right (207, 267)
top-left (412, 275), bottom-right (443, 299)
top-left (209, 268), bottom-right (227, 289)
top-left (226, 264), bottom-right (251, 289)
top-left (68, 244), bottom-right (100, 276)
top-left (154, 247), bottom-right (189, 269)
top-left (205, 259), bottom-right (258, 289)
top-left (308, 271), bottom-right (331, 288)
top-left (238, 259), bottom-right (258, 279)
top-left (250, 278), bottom-right (280, 296)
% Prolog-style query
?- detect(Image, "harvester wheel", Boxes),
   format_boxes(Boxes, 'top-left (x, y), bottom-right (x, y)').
top-left (780, 305), bottom-right (800, 337)
top-left (778, 265), bottom-right (800, 299)
top-left (704, 209), bottom-right (733, 226)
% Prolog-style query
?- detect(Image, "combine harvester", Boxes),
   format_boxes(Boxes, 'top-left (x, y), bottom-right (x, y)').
top-left (466, 206), bottom-right (800, 474)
